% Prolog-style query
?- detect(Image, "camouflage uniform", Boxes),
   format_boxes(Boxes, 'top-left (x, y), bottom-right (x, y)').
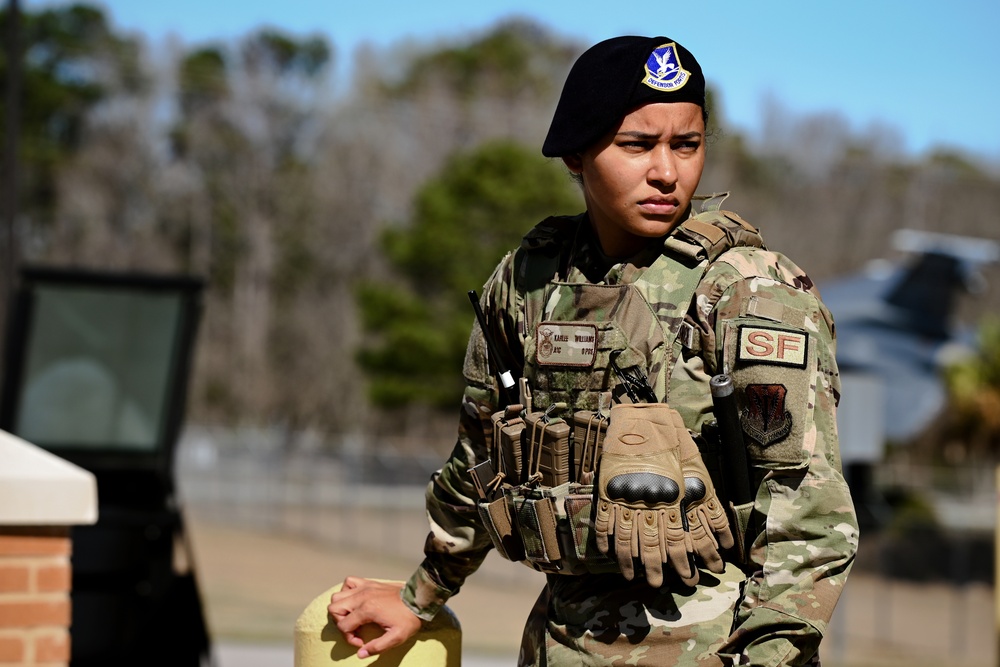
top-left (402, 199), bottom-right (859, 666)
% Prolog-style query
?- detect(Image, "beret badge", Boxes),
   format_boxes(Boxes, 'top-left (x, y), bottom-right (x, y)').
top-left (642, 43), bottom-right (690, 92)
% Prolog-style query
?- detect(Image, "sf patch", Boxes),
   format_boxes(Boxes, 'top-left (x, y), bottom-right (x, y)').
top-left (737, 325), bottom-right (808, 368)
top-left (741, 384), bottom-right (792, 446)
top-left (726, 319), bottom-right (814, 470)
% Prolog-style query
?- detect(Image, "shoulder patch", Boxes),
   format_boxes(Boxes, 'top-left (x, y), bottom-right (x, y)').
top-left (741, 384), bottom-right (793, 446)
top-left (737, 325), bottom-right (808, 368)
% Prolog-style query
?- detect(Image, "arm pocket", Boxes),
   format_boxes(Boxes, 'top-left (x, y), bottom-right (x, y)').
top-left (722, 317), bottom-right (817, 471)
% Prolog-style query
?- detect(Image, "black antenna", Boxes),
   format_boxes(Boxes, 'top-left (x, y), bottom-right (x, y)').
top-left (468, 290), bottom-right (515, 402)
top-left (609, 350), bottom-right (657, 403)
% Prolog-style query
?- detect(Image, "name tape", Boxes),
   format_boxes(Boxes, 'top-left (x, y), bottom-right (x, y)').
top-left (535, 323), bottom-right (598, 367)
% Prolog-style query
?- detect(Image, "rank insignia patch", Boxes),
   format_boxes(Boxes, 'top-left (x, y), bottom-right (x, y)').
top-left (642, 42), bottom-right (690, 91)
top-left (741, 384), bottom-right (793, 446)
top-left (737, 325), bottom-right (808, 368)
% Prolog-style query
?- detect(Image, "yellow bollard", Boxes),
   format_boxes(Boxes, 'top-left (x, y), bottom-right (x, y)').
top-left (294, 581), bottom-right (462, 667)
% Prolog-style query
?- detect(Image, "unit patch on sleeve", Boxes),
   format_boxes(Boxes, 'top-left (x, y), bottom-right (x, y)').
top-left (737, 325), bottom-right (808, 368)
top-left (535, 323), bottom-right (598, 367)
top-left (741, 384), bottom-right (793, 447)
top-left (726, 320), bottom-right (813, 469)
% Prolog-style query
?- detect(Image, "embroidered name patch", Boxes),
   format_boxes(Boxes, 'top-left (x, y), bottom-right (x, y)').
top-left (535, 323), bottom-right (598, 367)
top-left (737, 325), bottom-right (808, 368)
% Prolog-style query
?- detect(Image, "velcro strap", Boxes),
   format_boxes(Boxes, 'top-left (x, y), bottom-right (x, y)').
top-left (743, 296), bottom-right (785, 323)
top-left (723, 211), bottom-right (757, 232)
top-left (729, 500), bottom-right (756, 565)
top-left (683, 219), bottom-right (727, 246)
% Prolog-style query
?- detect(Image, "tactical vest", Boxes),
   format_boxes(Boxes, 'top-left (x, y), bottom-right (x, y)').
top-left (477, 194), bottom-right (764, 575)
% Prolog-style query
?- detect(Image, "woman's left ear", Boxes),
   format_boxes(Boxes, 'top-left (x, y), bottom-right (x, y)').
top-left (562, 154), bottom-right (583, 173)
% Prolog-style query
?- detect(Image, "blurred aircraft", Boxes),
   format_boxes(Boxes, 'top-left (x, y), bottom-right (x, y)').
top-left (824, 229), bottom-right (999, 446)
top-left (821, 229), bottom-right (999, 528)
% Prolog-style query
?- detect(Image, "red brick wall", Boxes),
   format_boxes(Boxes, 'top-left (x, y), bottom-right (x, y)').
top-left (0, 527), bottom-right (71, 667)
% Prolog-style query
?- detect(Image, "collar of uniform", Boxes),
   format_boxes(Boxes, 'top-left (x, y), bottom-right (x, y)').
top-left (570, 215), bottom-right (664, 285)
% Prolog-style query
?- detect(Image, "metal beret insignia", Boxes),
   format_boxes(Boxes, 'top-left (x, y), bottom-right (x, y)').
top-left (642, 42), bottom-right (690, 91)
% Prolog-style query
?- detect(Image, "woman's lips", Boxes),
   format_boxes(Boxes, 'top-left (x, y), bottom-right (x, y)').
top-left (638, 197), bottom-right (679, 215)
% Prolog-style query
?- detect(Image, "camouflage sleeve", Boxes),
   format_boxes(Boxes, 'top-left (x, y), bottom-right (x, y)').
top-left (401, 251), bottom-right (523, 621)
top-left (694, 248), bottom-right (860, 665)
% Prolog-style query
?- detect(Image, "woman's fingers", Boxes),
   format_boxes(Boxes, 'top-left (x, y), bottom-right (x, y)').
top-left (360, 623), bottom-right (414, 658)
top-left (325, 577), bottom-right (422, 658)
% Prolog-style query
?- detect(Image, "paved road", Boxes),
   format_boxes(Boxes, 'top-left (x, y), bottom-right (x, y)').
top-left (215, 642), bottom-right (291, 667)
top-left (216, 641), bottom-right (511, 666)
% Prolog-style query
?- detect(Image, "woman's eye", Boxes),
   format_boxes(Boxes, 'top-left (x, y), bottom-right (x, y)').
top-left (675, 141), bottom-right (701, 151)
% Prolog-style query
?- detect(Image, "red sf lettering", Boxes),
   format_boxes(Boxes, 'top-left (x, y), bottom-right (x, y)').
top-left (739, 326), bottom-right (807, 367)
top-left (746, 331), bottom-right (774, 356)
top-left (777, 335), bottom-right (800, 359)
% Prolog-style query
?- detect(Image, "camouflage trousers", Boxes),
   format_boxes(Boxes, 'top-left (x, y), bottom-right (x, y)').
top-left (517, 564), bottom-right (746, 667)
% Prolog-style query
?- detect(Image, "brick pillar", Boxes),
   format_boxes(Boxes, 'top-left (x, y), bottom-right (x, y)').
top-left (0, 431), bottom-right (97, 667)
top-left (0, 527), bottom-right (72, 667)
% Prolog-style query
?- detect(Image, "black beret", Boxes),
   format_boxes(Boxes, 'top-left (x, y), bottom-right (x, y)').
top-left (542, 36), bottom-right (706, 158)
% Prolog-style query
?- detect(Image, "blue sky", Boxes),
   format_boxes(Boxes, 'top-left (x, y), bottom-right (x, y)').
top-left (26, 0), bottom-right (1000, 162)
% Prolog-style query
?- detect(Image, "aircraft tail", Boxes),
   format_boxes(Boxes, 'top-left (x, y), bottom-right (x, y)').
top-left (885, 230), bottom-right (999, 338)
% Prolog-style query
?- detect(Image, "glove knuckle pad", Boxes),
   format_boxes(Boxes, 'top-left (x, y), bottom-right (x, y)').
top-left (682, 476), bottom-right (707, 503)
top-left (606, 472), bottom-right (679, 505)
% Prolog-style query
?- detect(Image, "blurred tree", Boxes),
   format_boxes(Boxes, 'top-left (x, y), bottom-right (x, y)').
top-left (164, 29), bottom-right (333, 429)
top-left (334, 19), bottom-right (579, 228)
top-left (0, 3), bottom-right (143, 225)
top-left (940, 317), bottom-right (1000, 460)
top-left (6, 9), bottom-right (1000, 443)
top-left (356, 140), bottom-right (581, 408)
top-left (383, 18), bottom-right (567, 100)
top-left (302, 21), bottom-right (582, 435)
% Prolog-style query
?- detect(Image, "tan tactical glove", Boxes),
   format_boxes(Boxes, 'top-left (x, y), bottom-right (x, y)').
top-left (594, 403), bottom-right (733, 587)
top-left (677, 409), bottom-right (734, 576)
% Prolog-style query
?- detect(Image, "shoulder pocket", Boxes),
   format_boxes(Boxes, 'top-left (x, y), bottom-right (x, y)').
top-left (722, 317), bottom-right (816, 470)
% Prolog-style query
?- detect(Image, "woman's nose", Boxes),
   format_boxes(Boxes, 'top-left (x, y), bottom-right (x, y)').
top-left (648, 147), bottom-right (677, 186)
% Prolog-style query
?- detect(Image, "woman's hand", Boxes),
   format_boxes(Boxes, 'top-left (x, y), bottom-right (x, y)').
top-left (327, 576), bottom-right (423, 658)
